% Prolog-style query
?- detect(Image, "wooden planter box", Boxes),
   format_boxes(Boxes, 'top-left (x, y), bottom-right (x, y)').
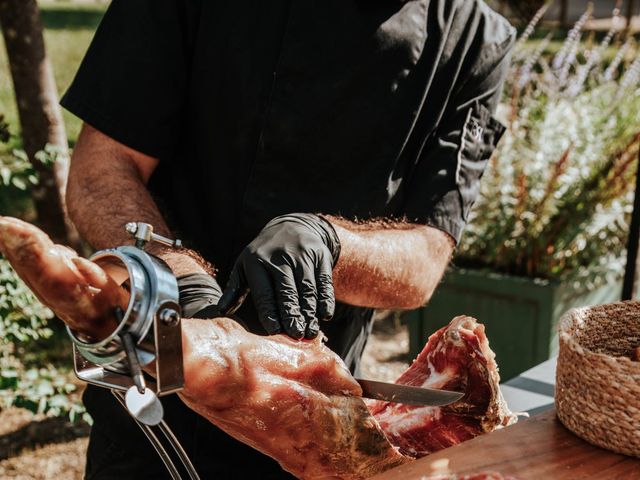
top-left (406, 268), bottom-right (622, 381)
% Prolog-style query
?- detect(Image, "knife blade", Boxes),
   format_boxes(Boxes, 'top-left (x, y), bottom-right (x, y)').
top-left (355, 378), bottom-right (464, 407)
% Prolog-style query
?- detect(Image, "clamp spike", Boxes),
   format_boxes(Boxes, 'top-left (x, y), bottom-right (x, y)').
top-left (125, 222), bottom-right (182, 250)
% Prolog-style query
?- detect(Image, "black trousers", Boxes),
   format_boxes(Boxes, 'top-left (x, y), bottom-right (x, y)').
top-left (83, 386), bottom-right (296, 480)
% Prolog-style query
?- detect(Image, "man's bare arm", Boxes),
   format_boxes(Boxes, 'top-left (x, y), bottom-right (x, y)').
top-left (327, 217), bottom-right (454, 310)
top-left (69, 124), bottom-right (451, 316)
top-left (66, 124), bottom-right (209, 277)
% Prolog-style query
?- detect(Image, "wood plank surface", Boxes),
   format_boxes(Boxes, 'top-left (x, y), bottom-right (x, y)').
top-left (372, 409), bottom-right (640, 480)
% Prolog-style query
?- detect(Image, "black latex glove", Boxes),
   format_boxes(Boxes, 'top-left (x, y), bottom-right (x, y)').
top-left (218, 213), bottom-right (341, 339)
top-left (177, 273), bottom-right (223, 319)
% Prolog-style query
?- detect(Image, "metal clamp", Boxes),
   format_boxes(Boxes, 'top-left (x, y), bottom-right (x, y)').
top-left (68, 223), bottom-right (201, 479)
top-left (68, 223), bottom-right (184, 421)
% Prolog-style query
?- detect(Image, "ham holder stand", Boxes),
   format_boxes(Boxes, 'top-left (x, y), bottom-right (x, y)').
top-left (66, 222), bottom-right (201, 480)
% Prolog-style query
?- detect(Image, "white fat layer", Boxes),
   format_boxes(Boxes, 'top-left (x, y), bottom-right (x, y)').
top-left (377, 406), bottom-right (441, 435)
top-left (420, 361), bottom-right (454, 389)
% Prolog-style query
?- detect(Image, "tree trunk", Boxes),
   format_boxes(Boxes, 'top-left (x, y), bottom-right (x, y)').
top-left (627, 0), bottom-right (637, 35)
top-left (560, 0), bottom-right (569, 29)
top-left (0, 0), bottom-right (79, 248)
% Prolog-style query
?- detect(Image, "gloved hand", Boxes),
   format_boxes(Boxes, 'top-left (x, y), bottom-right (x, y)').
top-left (218, 213), bottom-right (341, 339)
top-left (177, 273), bottom-right (223, 319)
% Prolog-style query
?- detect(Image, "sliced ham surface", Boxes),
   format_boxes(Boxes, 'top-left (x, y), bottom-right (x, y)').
top-left (0, 217), bottom-right (515, 479)
top-left (369, 316), bottom-right (516, 457)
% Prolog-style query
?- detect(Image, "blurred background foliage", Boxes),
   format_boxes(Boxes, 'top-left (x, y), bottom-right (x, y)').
top-left (0, 122), bottom-right (86, 420)
top-left (457, 4), bottom-right (640, 290)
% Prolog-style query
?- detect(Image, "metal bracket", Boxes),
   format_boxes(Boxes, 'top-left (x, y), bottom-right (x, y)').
top-left (68, 222), bottom-right (198, 477)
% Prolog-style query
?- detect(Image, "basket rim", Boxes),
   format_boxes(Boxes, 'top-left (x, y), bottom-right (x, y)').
top-left (558, 302), bottom-right (640, 368)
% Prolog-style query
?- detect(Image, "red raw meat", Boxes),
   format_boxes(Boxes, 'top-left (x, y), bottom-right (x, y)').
top-left (0, 216), bottom-right (515, 479)
top-left (370, 316), bottom-right (516, 458)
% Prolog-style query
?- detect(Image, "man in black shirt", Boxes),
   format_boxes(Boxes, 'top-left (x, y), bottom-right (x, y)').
top-left (62, 0), bottom-right (515, 478)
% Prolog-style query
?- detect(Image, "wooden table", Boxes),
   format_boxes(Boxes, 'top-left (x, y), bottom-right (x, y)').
top-left (372, 410), bottom-right (640, 479)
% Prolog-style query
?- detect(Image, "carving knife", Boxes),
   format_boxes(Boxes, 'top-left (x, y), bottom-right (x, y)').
top-left (355, 378), bottom-right (464, 407)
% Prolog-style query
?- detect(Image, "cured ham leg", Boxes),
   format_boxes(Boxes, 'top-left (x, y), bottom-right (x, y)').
top-left (0, 216), bottom-right (406, 479)
top-left (179, 318), bottom-right (408, 478)
top-left (0, 217), bottom-right (127, 340)
top-left (0, 217), bottom-right (515, 479)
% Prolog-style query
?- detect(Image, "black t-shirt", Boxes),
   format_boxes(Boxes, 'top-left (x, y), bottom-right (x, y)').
top-left (62, 1), bottom-right (514, 478)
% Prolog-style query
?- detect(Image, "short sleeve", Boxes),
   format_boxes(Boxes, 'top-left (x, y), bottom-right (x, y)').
top-left (402, 14), bottom-right (515, 243)
top-left (61, 0), bottom-right (199, 159)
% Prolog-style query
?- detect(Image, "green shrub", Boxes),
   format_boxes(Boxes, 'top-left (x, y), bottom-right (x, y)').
top-left (457, 9), bottom-right (640, 289)
top-left (0, 118), bottom-right (87, 421)
top-left (0, 256), bottom-right (87, 420)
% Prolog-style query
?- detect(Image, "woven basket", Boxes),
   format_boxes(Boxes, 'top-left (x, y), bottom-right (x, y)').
top-left (556, 301), bottom-right (640, 457)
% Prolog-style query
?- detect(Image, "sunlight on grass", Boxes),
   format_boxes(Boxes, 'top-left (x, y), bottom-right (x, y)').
top-left (45, 28), bottom-right (99, 144)
top-left (0, 2), bottom-right (106, 152)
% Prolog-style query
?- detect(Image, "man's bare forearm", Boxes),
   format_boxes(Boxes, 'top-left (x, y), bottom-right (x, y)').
top-left (66, 125), bottom-right (210, 277)
top-left (326, 217), bottom-right (454, 310)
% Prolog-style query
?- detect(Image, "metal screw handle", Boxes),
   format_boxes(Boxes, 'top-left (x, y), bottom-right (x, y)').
top-left (125, 222), bottom-right (183, 250)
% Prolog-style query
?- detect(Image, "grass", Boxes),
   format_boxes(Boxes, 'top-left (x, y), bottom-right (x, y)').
top-left (0, 1), bottom-right (107, 152)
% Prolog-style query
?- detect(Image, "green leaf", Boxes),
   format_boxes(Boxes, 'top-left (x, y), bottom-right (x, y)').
top-left (10, 176), bottom-right (27, 190)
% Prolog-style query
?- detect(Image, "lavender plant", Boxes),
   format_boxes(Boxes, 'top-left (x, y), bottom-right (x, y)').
top-left (457, 6), bottom-right (640, 289)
